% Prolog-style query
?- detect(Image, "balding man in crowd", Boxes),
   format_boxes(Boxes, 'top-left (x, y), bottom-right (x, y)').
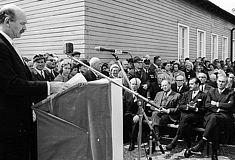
top-left (197, 72), bottom-right (213, 94)
top-left (171, 75), bottom-right (189, 95)
top-left (151, 80), bottom-right (180, 135)
top-left (190, 75), bottom-right (235, 160)
top-left (83, 57), bottom-right (102, 81)
top-left (0, 4), bottom-right (68, 160)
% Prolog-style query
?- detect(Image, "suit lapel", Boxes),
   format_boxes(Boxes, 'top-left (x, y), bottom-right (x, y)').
top-left (166, 92), bottom-right (174, 105)
top-left (188, 91), bottom-right (193, 101)
top-left (0, 34), bottom-right (29, 79)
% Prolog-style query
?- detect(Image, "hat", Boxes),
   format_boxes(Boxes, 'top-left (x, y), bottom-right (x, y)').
top-left (33, 54), bottom-right (45, 63)
top-left (110, 64), bottom-right (119, 71)
top-left (133, 56), bottom-right (143, 63)
top-left (144, 59), bottom-right (150, 65)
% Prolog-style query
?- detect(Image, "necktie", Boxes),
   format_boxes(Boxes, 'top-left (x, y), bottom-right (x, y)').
top-left (218, 90), bottom-right (222, 94)
top-left (200, 85), bottom-right (204, 92)
top-left (192, 91), bottom-right (196, 99)
top-left (51, 70), bottom-right (55, 77)
top-left (177, 87), bottom-right (181, 92)
top-left (41, 70), bottom-right (45, 78)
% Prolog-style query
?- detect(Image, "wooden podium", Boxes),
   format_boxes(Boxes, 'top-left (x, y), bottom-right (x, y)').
top-left (33, 79), bottom-right (123, 160)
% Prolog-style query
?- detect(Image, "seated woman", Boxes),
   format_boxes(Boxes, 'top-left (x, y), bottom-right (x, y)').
top-left (54, 61), bottom-right (71, 82)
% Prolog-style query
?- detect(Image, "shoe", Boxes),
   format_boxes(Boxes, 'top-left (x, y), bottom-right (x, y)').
top-left (190, 139), bottom-right (206, 152)
top-left (211, 150), bottom-right (218, 160)
top-left (128, 142), bottom-right (135, 151)
top-left (184, 149), bottom-right (192, 158)
top-left (211, 154), bottom-right (218, 160)
top-left (165, 136), bottom-right (178, 150)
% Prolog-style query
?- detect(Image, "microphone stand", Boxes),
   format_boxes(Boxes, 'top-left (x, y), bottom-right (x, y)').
top-left (66, 54), bottom-right (164, 159)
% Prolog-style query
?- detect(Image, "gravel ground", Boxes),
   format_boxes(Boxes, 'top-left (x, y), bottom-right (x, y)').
top-left (124, 139), bottom-right (235, 160)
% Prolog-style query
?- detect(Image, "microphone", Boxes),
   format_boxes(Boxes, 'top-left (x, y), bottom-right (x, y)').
top-left (95, 46), bottom-right (129, 54)
top-left (64, 42), bottom-right (74, 55)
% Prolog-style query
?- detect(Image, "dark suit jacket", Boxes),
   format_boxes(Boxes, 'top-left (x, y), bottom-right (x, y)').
top-left (205, 88), bottom-right (234, 116)
top-left (31, 68), bottom-right (53, 81)
top-left (171, 83), bottom-right (189, 95)
top-left (201, 83), bottom-right (213, 94)
top-left (83, 70), bottom-right (100, 82)
top-left (0, 33), bottom-right (48, 137)
top-left (178, 90), bottom-right (207, 115)
top-left (123, 91), bottom-right (139, 117)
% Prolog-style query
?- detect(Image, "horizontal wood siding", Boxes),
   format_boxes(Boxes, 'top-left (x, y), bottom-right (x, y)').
top-left (0, 0), bottom-right (234, 61)
top-left (0, 0), bottom-right (85, 58)
top-left (85, 0), bottom-right (235, 61)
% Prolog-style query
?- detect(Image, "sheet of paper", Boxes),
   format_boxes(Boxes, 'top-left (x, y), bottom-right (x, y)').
top-left (66, 73), bottom-right (87, 86)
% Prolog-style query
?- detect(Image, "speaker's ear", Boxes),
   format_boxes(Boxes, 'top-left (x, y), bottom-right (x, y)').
top-left (4, 16), bottom-right (10, 25)
top-left (64, 42), bottom-right (73, 55)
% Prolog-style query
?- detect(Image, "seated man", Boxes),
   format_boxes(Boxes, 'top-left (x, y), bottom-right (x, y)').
top-left (151, 80), bottom-right (181, 135)
top-left (123, 78), bottom-right (149, 151)
top-left (166, 78), bottom-right (207, 150)
top-left (171, 75), bottom-right (189, 95)
top-left (197, 72), bottom-right (213, 93)
top-left (190, 75), bottom-right (235, 160)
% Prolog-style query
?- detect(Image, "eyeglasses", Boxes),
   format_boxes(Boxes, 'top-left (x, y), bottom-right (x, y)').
top-left (176, 80), bottom-right (184, 81)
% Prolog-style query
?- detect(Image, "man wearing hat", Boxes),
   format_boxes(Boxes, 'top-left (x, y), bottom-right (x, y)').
top-left (31, 54), bottom-right (53, 82)
top-left (129, 56), bottom-right (150, 97)
top-left (71, 51), bottom-right (81, 64)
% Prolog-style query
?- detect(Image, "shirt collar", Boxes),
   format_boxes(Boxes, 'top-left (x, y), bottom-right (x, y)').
top-left (193, 90), bottom-right (199, 95)
top-left (164, 89), bottom-right (172, 97)
top-left (218, 88), bottom-right (225, 93)
top-left (0, 31), bottom-right (13, 45)
top-left (34, 67), bottom-right (43, 74)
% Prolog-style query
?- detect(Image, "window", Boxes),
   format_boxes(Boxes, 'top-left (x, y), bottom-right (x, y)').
top-left (197, 29), bottom-right (206, 58)
top-left (222, 36), bottom-right (228, 60)
top-left (178, 24), bottom-right (189, 61)
top-left (211, 33), bottom-right (218, 61)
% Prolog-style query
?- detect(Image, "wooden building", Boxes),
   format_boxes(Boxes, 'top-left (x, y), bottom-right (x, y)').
top-left (1, 0), bottom-right (235, 62)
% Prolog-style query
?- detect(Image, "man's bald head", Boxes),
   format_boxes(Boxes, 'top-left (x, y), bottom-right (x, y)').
top-left (0, 4), bottom-right (27, 39)
top-left (0, 4), bottom-right (25, 23)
